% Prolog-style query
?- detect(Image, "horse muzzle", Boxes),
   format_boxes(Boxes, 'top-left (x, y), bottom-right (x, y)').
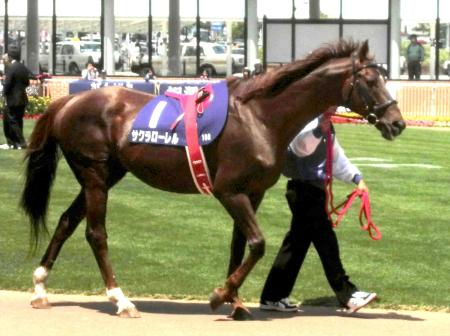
top-left (375, 113), bottom-right (406, 140)
top-left (363, 98), bottom-right (404, 140)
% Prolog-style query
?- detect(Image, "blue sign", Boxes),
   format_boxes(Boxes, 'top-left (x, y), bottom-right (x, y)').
top-left (68, 79), bottom-right (217, 96)
top-left (158, 81), bottom-right (210, 95)
top-left (69, 80), bottom-right (155, 95)
top-left (211, 22), bottom-right (224, 32)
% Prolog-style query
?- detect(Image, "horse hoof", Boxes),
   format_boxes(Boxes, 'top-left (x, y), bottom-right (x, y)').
top-left (31, 297), bottom-right (51, 309)
top-left (209, 287), bottom-right (226, 310)
top-left (231, 306), bottom-right (253, 321)
top-left (118, 306), bottom-right (141, 318)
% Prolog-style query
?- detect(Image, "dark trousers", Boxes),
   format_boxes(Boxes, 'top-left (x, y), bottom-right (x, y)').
top-left (2, 105), bottom-right (27, 148)
top-left (407, 61), bottom-right (422, 80)
top-left (260, 180), bottom-right (357, 306)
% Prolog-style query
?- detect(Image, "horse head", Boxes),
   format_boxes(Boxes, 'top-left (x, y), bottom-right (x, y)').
top-left (342, 40), bottom-right (406, 140)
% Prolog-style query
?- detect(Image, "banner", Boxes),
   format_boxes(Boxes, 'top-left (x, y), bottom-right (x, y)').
top-left (69, 80), bottom-right (155, 95)
top-left (157, 80), bottom-right (213, 95)
top-left (68, 79), bottom-right (217, 96)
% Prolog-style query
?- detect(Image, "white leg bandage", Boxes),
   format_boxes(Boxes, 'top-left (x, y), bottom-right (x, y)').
top-left (32, 266), bottom-right (49, 299)
top-left (106, 287), bottom-right (136, 315)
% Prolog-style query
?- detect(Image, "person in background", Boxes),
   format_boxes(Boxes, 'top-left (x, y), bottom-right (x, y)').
top-left (0, 49), bottom-right (31, 150)
top-left (406, 34), bottom-right (425, 80)
top-left (253, 62), bottom-right (265, 76)
top-left (0, 53), bottom-right (9, 76)
top-left (99, 70), bottom-right (107, 80)
top-left (199, 69), bottom-right (210, 80)
top-left (35, 72), bottom-right (52, 97)
top-left (242, 67), bottom-right (251, 79)
top-left (81, 61), bottom-right (98, 80)
top-left (144, 68), bottom-right (156, 82)
top-left (259, 112), bottom-right (377, 313)
top-left (0, 54), bottom-right (6, 92)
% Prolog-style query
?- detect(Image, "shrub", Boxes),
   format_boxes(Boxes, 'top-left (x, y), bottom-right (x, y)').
top-left (26, 96), bottom-right (51, 116)
top-left (0, 95), bottom-right (50, 117)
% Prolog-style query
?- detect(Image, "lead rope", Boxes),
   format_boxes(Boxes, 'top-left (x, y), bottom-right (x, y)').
top-left (324, 118), bottom-right (382, 240)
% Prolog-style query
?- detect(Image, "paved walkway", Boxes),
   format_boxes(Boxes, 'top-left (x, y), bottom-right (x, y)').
top-left (1, 290), bottom-right (449, 336)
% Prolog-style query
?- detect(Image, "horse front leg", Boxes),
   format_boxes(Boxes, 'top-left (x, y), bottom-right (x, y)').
top-left (31, 191), bottom-right (86, 309)
top-left (211, 192), bottom-right (265, 320)
top-left (225, 193), bottom-right (264, 318)
top-left (84, 169), bottom-right (140, 318)
top-left (223, 224), bottom-right (249, 320)
top-left (227, 224), bottom-right (247, 277)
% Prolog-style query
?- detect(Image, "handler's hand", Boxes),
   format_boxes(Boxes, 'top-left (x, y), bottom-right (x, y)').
top-left (357, 179), bottom-right (368, 192)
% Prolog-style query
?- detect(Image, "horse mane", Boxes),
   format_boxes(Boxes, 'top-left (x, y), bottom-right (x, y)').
top-left (235, 39), bottom-right (364, 102)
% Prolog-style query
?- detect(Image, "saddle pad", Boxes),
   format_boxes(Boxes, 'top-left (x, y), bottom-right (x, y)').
top-left (128, 81), bottom-right (228, 146)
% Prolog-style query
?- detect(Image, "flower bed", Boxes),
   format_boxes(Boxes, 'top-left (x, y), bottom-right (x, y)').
top-left (0, 96), bottom-right (51, 119)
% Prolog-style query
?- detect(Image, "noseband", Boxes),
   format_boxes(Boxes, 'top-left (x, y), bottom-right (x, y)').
top-left (344, 53), bottom-right (397, 124)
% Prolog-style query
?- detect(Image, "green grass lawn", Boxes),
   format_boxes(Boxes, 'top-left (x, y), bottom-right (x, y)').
top-left (0, 120), bottom-right (449, 311)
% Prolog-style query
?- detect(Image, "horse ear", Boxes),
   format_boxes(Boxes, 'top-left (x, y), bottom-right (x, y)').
top-left (358, 40), bottom-right (369, 62)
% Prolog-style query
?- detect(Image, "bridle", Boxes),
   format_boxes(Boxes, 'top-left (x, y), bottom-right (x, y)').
top-left (343, 53), bottom-right (397, 124)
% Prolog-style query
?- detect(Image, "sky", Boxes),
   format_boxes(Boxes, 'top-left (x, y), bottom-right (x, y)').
top-left (2, 0), bottom-right (450, 21)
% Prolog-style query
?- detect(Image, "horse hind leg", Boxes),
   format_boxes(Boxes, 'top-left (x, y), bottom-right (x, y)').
top-left (82, 163), bottom-right (140, 318)
top-left (30, 163), bottom-right (137, 318)
top-left (31, 191), bottom-right (86, 309)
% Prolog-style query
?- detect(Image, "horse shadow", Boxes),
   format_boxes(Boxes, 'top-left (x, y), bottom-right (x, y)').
top-left (51, 296), bottom-right (424, 322)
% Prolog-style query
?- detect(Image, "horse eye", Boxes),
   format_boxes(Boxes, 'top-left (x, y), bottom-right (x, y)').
top-left (366, 71), bottom-right (382, 87)
top-left (360, 74), bottom-right (376, 88)
top-left (368, 77), bottom-right (378, 87)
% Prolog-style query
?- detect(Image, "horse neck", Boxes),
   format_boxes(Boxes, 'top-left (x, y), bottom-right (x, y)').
top-left (260, 59), bottom-right (351, 149)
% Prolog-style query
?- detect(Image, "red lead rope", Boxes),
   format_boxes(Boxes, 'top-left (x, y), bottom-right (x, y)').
top-left (324, 125), bottom-right (382, 240)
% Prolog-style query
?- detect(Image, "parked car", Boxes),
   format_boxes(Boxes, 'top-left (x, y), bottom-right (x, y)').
top-left (39, 40), bottom-right (124, 75)
top-left (131, 42), bottom-right (244, 77)
top-left (232, 47), bottom-right (245, 73)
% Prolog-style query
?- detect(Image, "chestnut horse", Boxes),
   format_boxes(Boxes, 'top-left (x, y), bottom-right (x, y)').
top-left (21, 40), bottom-right (405, 320)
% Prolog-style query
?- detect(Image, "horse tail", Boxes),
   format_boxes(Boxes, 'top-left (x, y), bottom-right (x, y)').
top-left (21, 96), bottom-right (71, 250)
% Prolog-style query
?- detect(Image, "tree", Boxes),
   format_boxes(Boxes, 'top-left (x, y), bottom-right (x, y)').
top-left (412, 23), bottom-right (430, 36)
top-left (232, 22), bottom-right (244, 42)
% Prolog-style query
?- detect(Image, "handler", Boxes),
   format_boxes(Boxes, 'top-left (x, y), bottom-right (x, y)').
top-left (1, 49), bottom-right (31, 150)
top-left (260, 111), bottom-right (377, 313)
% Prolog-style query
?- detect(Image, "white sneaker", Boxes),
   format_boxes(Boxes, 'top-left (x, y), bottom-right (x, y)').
top-left (260, 297), bottom-right (298, 312)
top-left (346, 291), bottom-right (377, 313)
top-left (0, 144), bottom-right (11, 150)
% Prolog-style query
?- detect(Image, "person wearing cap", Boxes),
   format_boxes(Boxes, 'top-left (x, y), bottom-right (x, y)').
top-left (259, 111), bottom-right (377, 313)
top-left (406, 34), bottom-right (425, 80)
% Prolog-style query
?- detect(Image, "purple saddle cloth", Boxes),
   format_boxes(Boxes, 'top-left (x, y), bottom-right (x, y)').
top-left (128, 81), bottom-right (228, 146)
